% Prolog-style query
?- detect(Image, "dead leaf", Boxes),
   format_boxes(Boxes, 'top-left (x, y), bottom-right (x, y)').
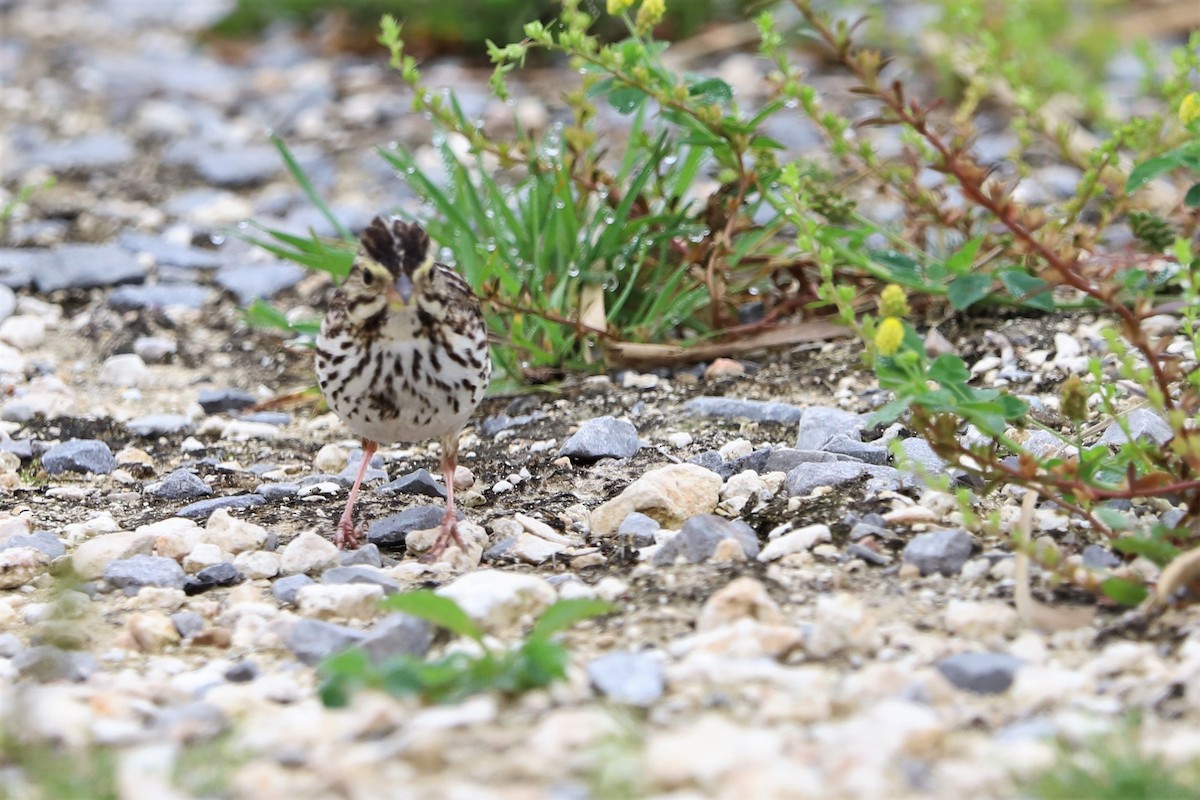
top-left (1146, 544), bottom-right (1200, 612)
top-left (603, 320), bottom-right (852, 369)
top-left (1013, 491), bottom-right (1097, 632)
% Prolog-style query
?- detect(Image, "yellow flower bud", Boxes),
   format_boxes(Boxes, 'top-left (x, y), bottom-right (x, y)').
top-left (636, 0), bottom-right (666, 31)
top-left (1180, 92), bottom-right (1200, 127)
top-left (1059, 374), bottom-right (1088, 422)
top-left (874, 316), bottom-right (904, 356)
top-left (879, 284), bottom-right (910, 318)
top-left (607, 0), bottom-right (634, 14)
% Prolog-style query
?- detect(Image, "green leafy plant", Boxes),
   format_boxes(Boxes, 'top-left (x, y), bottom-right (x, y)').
top-left (0, 735), bottom-right (118, 800)
top-left (318, 590), bottom-right (612, 706)
top-left (0, 176), bottom-right (54, 240)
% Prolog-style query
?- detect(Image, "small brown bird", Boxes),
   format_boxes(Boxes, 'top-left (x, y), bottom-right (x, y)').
top-left (315, 216), bottom-right (490, 554)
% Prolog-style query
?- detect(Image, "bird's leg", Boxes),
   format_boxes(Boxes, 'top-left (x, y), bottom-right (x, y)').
top-left (423, 432), bottom-right (466, 560)
top-left (335, 438), bottom-right (377, 549)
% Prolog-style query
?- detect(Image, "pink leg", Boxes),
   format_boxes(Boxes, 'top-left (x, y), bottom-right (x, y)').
top-left (335, 439), bottom-right (377, 549)
top-left (423, 432), bottom-right (466, 560)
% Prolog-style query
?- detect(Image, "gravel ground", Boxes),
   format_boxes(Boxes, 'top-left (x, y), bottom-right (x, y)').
top-left (2, 1), bottom-right (1199, 798)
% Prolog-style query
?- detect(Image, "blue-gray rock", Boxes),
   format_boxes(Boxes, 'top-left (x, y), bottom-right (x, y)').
top-left (42, 439), bottom-right (117, 475)
top-left (109, 284), bottom-right (211, 311)
top-left (367, 505), bottom-right (456, 547)
top-left (335, 460), bottom-right (388, 487)
top-left (652, 514), bottom-right (760, 565)
top-left (723, 447), bottom-right (773, 477)
top-left (321, 565), bottom-right (401, 595)
top-left (0, 437), bottom-right (34, 460)
top-left (26, 132), bottom-right (134, 173)
top-left (198, 388), bottom-right (256, 414)
top-left (1098, 408), bottom-right (1174, 447)
top-left (258, 483), bottom-right (300, 500)
top-left (481, 412), bottom-right (544, 437)
top-left (236, 411), bottom-right (291, 426)
top-left (127, 414), bottom-right (194, 437)
top-left (684, 396), bottom-right (805, 424)
top-left (34, 245), bottom-right (146, 292)
top-left (285, 618), bottom-right (364, 666)
top-left (214, 262), bottom-right (305, 304)
top-left (224, 661), bottom-right (258, 683)
top-left (117, 232), bottom-right (226, 270)
top-left (823, 434), bottom-right (889, 465)
top-left (0, 531), bottom-right (65, 558)
top-left (902, 529), bottom-right (975, 576)
top-left (617, 512), bottom-right (660, 547)
top-left (849, 521), bottom-right (897, 541)
top-left (846, 542), bottom-right (892, 566)
top-left (0, 284), bottom-right (15, 322)
top-left (0, 248), bottom-right (40, 288)
top-left (361, 614), bottom-right (434, 665)
top-left (687, 450), bottom-right (725, 474)
top-left (587, 651), bottom-right (665, 706)
top-left (340, 542), bottom-right (382, 567)
top-left (185, 563), bottom-right (244, 595)
top-left (764, 448), bottom-right (852, 473)
top-left (898, 438), bottom-right (949, 476)
top-left (171, 611), bottom-right (206, 639)
top-left (936, 652), bottom-right (1021, 694)
top-left (795, 406), bottom-right (864, 450)
top-left (1082, 544), bottom-right (1121, 570)
top-left (785, 461), bottom-right (904, 496)
top-left (376, 468), bottom-right (447, 499)
top-left (0, 632), bottom-right (22, 658)
top-left (104, 555), bottom-right (187, 591)
top-left (560, 416), bottom-right (640, 461)
top-left (189, 145), bottom-right (281, 188)
top-left (175, 494), bottom-right (265, 520)
top-left (482, 537), bottom-right (517, 562)
top-left (272, 573), bottom-right (314, 605)
top-left (12, 645), bottom-right (98, 682)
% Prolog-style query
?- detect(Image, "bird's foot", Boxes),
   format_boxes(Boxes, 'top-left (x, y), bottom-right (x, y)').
top-left (334, 516), bottom-right (364, 550)
top-left (419, 512), bottom-right (466, 563)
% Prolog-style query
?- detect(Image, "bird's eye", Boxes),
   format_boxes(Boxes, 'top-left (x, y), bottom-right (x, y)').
top-left (362, 268), bottom-right (374, 285)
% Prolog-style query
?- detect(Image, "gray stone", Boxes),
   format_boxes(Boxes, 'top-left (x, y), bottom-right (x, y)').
top-left (481, 412), bottom-right (544, 437)
top-left (684, 396), bottom-right (805, 424)
top-left (171, 611), bottom-right (206, 639)
top-left (361, 614), bottom-right (434, 665)
top-left (224, 662), bottom-right (257, 683)
top-left (117, 232), bottom-right (226, 270)
top-left (764, 448), bottom-right (853, 473)
top-left (560, 416), bottom-right (640, 461)
top-left (321, 565), bottom-right (401, 595)
top-left (902, 529), bottom-right (975, 576)
top-left (0, 249), bottom-right (39, 289)
top-left (237, 411), bottom-right (291, 426)
top-left (1098, 408), bottom-right (1174, 447)
top-left (0, 632), bottom-right (22, 658)
top-left (587, 650), bottom-right (665, 706)
top-left (687, 450), bottom-right (725, 474)
top-left (42, 439), bottom-right (117, 475)
top-left (723, 447), bottom-right (773, 477)
top-left (0, 438), bottom-right (34, 460)
top-left (12, 645), bottom-right (98, 682)
top-left (652, 514), bottom-right (760, 565)
top-left (127, 414), bottom-right (194, 437)
top-left (822, 434), bottom-right (889, 465)
top-left (617, 512), bottom-right (660, 547)
top-left (846, 542), bottom-right (892, 565)
top-left (154, 702), bottom-right (229, 743)
top-left (795, 406), bottom-right (864, 450)
top-left (214, 262), bottom-right (305, 304)
top-left (0, 284), bottom-right (15, 323)
top-left (109, 284), bottom-right (211, 311)
top-left (198, 388), bottom-right (256, 414)
top-left (272, 573), bottom-right (314, 605)
top-left (0, 531), bottom-right (65, 559)
top-left (367, 505), bottom-right (454, 547)
top-left (898, 438), bottom-right (949, 476)
top-left (335, 460), bottom-right (388, 487)
top-left (33, 245), bottom-right (146, 292)
top-left (104, 555), bottom-right (187, 591)
top-left (185, 563), bottom-right (244, 595)
top-left (339, 542), bottom-right (382, 567)
top-left (376, 468), bottom-right (447, 499)
top-left (189, 145), bottom-right (282, 188)
top-left (285, 618), bottom-right (364, 666)
top-left (25, 132), bottom-right (134, 173)
top-left (258, 483), bottom-right (300, 500)
top-left (849, 521), bottom-right (896, 541)
top-left (785, 461), bottom-right (904, 496)
top-left (175, 494), bottom-right (265, 520)
top-left (936, 652), bottom-right (1021, 694)
top-left (1082, 544), bottom-right (1120, 570)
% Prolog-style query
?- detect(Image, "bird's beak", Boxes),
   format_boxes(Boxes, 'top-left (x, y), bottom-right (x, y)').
top-left (388, 273), bottom-right (414, 307)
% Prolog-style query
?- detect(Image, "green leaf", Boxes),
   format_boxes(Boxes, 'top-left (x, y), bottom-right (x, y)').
top-left (928, 354), bottom-right (971, 385)
top-left (998, 268), bottom-right (1055, 311)
top-left (687, 77), bottom-right (733, 106)
top-left (1094, 507), bottom-right (1133, 532)
top-left (271, 134), bottom-right (352, 241)
top-left (316, 648), bottom-right (373, 707)
top-left (1185, 182), bottom-right (1200, 208)
top-left (1127, 153), bottom-right (1189, 191)
top-left (1112, 535), bottom-right (1179, 567)
top-left (943, 236), bottom-right (984, 275)
top-left (606, 86), bottom-right (647, 114)
top-left (1100, 576), bottom-right (1149, 606)
top-left (381, 591), bottom-right (484, 643)
top-left (528, 599), bottom-right (613, 641)
top-left (946, 273), bottom-right (993, 310)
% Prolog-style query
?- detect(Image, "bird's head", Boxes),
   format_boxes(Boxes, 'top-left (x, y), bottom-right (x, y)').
top-left (344, 216), bottom-right (435, 313)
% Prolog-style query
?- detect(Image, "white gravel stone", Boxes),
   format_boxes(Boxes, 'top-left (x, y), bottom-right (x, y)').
top-left (312, 443), bottom-right (348, 473)
top-left (0, 315), bottom-right (47, 349)
top-left (202, 508), bottom-right (270, 554)
top-left (437, 570), bottom-right (556, 631)
top-left (72, 531), bottom-right (155, 580)
top-left (0, 343), bottom-right (27, 374)
top-left (0, 547), bottom-right (51, 589)
top-left (296, 583), bottom-right (384, 620)
top-left (182, 542), bottom-right (225, 573)
top-left (757, 524), bottom-right (832, 562)
top-left (718, 438), bottom-right (754, 460)
top-left (590, 463), bottom-right (723, 536)
top-left (279, 531), bottom-right (340, 575)
top-left (721, 469), bottom-right (768, 501)
top-left (944, 600), bottom-right (1020, 639)
top-left (646, 713), bottom-right (786, 791)
top-left (99, 353), bottom-right (150, 387)
top-left (805, 593), bottom-right (880, 659)
top-left (666, 431), bottom-right (693, 448)
top-left (233, 550), bottom-right (281, 580)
